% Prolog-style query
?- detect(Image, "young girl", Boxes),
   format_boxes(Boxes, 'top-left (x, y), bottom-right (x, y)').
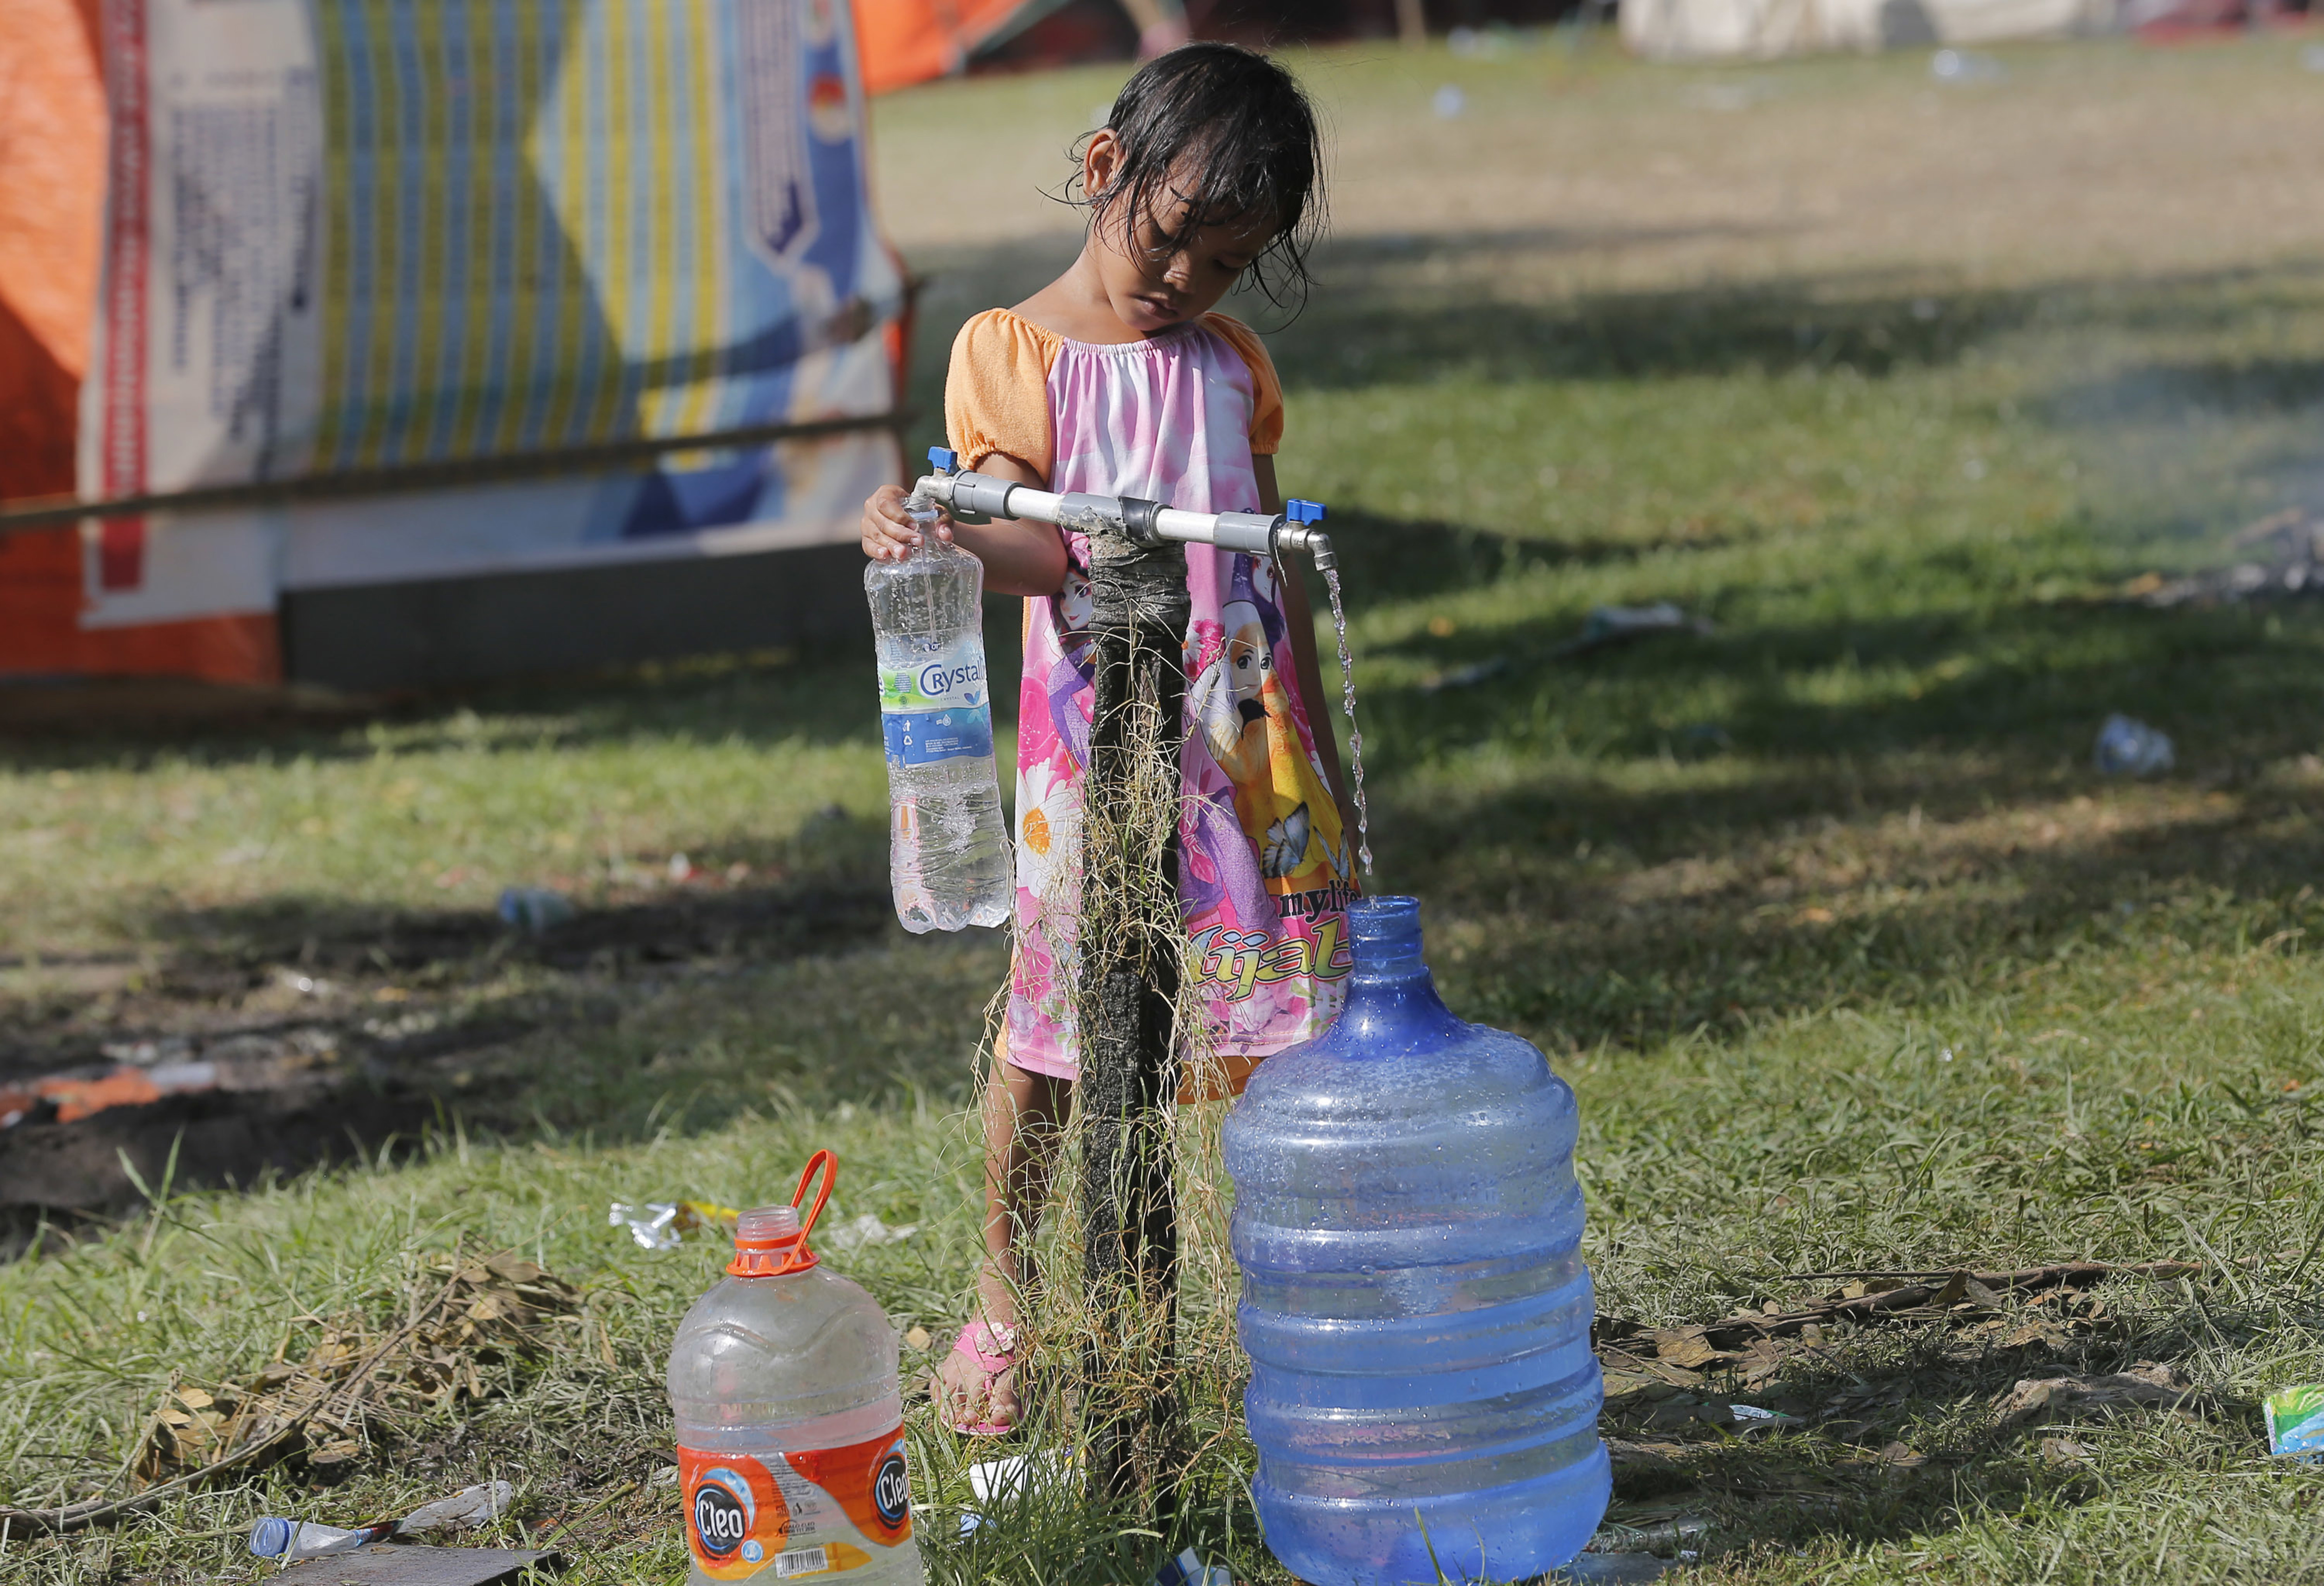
top-left (858, 43), bottom-right (1356, 1435)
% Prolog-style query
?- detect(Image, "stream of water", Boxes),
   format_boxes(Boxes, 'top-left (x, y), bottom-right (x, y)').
top-left (1320, 567), bottom-right (1373, 877)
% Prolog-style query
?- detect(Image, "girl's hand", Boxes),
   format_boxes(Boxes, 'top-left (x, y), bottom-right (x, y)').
top-left (860, 483), bottom-right (954, 562)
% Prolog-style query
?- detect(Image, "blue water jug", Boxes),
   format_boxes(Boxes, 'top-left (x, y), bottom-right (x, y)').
top-left (1223, 896), bottom-right (1609, 1585)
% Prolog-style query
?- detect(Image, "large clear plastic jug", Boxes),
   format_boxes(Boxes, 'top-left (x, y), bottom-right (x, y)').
top-left (1223, 896), bottom-right (1609, 1585)
top-left (667, 1153), bottom-right (924, 1586)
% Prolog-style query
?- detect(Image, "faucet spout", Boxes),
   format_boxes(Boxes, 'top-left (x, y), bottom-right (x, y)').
top-left (1278, 525), bottom-right (1336, 573)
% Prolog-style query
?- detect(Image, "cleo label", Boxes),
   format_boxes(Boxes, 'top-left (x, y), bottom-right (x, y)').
top-left (681, 1427), bottom-right (911, 1579)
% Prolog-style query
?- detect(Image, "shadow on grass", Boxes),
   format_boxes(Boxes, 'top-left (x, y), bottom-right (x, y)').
top-left (1366, 598), bottom-right (2313, 778)
top-left (1329, 525), bottom-right (2324, 1048)
top-left (1418, 776), bottom-right (2324, 1053)
top-left (1596, 1291), bottom-right (2289, 1566)
top-left (907, 231), bottom-right (2324, 396)
top-left (140, 873), bottom-right (895, 977)
top-left (2053, 354), bottom-right (2324, 422)
top-left (1259, 247), bottom-right (2324, 392)
top-left (0, 866), bottom-right (978, 1233)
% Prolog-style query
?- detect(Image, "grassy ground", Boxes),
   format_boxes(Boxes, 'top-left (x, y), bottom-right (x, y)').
top-left (10, 31), bottom-right (2324, 1586)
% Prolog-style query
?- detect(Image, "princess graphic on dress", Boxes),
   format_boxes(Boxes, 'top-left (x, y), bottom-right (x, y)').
top-left (1188, 555), bottom-right (1353, 907)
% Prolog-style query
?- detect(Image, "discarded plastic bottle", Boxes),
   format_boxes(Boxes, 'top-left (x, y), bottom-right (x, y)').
top-left (667, 1152), bottom-right (923, 1586)
top-left (247, 1481), bottom-right (513, 1560)
top-left (1223, 896), bottom-right (1610, 1586)
top-left (498, 885), bottom-right (575, 934)
top-left (865, 471), bottom-right (1012, 933)
top-left (248, 1517), bottom-right (393, 1561)
top-left (2093, 713), bottom-right (2174, 778)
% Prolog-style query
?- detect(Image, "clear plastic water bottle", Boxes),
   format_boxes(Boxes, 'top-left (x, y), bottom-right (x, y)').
top-left (1223, 896), bottom-right (1610, 1586)
top-left (248, 1517), bottom-right (393, 1560)
top-left (864, 488), bottom-right (1011, 933)
top-left (667, 1153), bottom-right (924, 1586)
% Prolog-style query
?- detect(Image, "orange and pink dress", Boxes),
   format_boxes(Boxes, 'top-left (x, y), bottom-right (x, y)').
top-left (945, 307), bottom-right (1359, 1096)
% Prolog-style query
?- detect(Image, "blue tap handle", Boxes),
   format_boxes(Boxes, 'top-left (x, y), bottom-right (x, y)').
top-left (927, 446), bottom-right (958, 474)
top-left (1286, 498), bottom-right (1327, 524)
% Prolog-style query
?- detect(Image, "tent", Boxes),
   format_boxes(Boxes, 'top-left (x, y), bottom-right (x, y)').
top-left (857, 0), bottom-right (1056, 93)
top-left (1, 0), bottom-right (908, 689)
top-left (1620, 0), bottom-right (2116, 56)
top-left (859, 0), bottom-right (1208, 93)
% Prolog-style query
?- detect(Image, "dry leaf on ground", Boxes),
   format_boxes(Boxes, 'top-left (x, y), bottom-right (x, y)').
top-left (1597, 1260), bottom-right (2195, 1401)
top-left (1991, 1362), bottom-right (2205, 1431)
top-left (134, 1250), bottom-right (580, 1485)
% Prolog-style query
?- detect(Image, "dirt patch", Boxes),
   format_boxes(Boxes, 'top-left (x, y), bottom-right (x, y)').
top-left (0, 881), bottom-right (893, 1255)
top-left (0, 1084), bottom-right (440, 1252)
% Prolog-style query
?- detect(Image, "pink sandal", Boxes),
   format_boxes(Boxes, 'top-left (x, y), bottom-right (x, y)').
top-left (942, 1320), bottom-right (1018, 1436)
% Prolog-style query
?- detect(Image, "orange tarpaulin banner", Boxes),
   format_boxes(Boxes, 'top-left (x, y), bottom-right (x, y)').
top-left (855, 0), bottom-right (1034, 93)
top-left (0, 0), bottom-right (276, 682)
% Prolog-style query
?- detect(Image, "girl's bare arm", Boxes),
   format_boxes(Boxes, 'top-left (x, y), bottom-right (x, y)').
top-left (1258, 456), bottom-right (1357, 838)
top-left (859, 453), bottom-right (1070, 598)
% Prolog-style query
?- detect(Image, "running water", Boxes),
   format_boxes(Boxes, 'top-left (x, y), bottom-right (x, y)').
top-left (1320, 567), bottom-right (1373, 876)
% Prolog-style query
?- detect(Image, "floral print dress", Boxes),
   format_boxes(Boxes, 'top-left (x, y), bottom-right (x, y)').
top-left (944, 308), bottom-right (1357, 1095)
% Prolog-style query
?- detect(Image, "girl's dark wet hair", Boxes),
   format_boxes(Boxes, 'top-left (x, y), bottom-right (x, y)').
top-left (1071, 43), bottom-right (1323, 310)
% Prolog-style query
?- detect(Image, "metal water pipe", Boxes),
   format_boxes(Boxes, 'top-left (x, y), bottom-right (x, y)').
top-left (913, 451), bottom-right (1335, 572)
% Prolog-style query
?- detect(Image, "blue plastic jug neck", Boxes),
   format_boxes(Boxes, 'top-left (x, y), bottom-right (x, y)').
top-left (1340, 896), bottom-right (1466, 1047)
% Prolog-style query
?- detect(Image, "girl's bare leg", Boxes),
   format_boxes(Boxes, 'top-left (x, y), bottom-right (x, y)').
top-left (938, 1059), bottom-right (1071, 1430)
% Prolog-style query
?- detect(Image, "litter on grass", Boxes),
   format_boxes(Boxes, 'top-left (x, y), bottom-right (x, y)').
top-left (251, 1517), bottom-right (396, 1561)
top-left (1151, 1547), bottom-right (1233, 1586)
top-left (250, 1486), bottom-right (515, 1560)
top-left (822, 1213), bottom-right (920, 1253)
top-left (1555, 603), bottom-right (1711, 658)
top-left (1585, 1515), bottom-right (1711, 1557)
top-left (397, 1481), bottom-right (516, 1536)
top-left (496, 887), bottom-right (574, 934)
top-left (607, 1199), bottom-right (738, 1250)
top-left (1419, 657), bottom-right (1510, 694)
top-left (2266, 1384), bottom-right (2324, 1460)
top-left (1930, 48), bottom-right (2004, 82)
top-left (0, 1060), bottom-right (219, 1127)
top-left (1551, 1557), bottom-right (1671, 1583)
top-left (2094, 714), bottom-right (2175, 777)
top-left (956, 1451), bottom-right (1077, 1537)
top-left (2122, 507), bottom-right (2324, 608)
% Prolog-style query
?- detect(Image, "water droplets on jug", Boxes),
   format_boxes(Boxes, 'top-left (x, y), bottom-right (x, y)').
top-left (1320, 567), bottom-right (1373, 877)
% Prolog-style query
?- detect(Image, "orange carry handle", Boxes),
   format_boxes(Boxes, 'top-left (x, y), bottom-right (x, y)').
top-left (726, 1150), bottom-right (838, 1277)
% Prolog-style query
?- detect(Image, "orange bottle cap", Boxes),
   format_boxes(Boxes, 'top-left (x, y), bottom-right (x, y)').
top-left (727, 1150), bottom-right (836, 1277)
